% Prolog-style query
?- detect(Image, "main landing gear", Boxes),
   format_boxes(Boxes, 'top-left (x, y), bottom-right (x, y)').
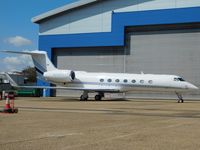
top-left (94, 93), bottom-right (104, 101)
top-left (80, 91), bottom-right (104, 101)
top-left (80, 91), bottom-right (89, 101)
top-left (175, 92), bottom-right (184, 103)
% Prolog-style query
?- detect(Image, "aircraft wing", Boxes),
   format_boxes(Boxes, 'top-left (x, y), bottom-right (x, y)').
top-left (4, 72), bottom-right (120, 93)
top-left (9, 85), bottom-right (120, 92)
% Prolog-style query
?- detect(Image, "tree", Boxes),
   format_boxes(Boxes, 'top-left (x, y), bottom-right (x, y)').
top-left (22, 67), bottom-right (36, 83)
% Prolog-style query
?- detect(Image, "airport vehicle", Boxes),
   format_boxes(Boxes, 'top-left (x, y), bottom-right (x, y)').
top-left (2, 50), bottom-right (199, 102)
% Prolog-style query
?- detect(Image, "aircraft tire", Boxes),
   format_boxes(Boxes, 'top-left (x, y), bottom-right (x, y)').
top-left (177, 99), bottom-right (184, 103)
top-left (80, 95), bottom-right (88, 101)
top-left (95, 95), bottom-right (102, 101)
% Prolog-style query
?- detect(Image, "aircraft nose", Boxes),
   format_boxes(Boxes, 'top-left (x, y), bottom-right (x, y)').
top-left (186, 82), bottom-right (199, 90)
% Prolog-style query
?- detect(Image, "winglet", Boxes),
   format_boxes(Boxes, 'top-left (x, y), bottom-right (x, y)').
top-left (3, 72), bottom-right (18, 87)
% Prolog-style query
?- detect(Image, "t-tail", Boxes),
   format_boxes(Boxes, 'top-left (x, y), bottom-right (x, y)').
top-left (1, 50), bottom-right (75, 83)
top-left (2, 50), bottom-right (57, 80)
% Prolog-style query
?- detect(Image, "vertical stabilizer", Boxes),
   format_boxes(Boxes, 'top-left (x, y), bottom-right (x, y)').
top-left (30, 51), bottom-right (57, 73)
top-left (1, 50), bottom-right (57, 75)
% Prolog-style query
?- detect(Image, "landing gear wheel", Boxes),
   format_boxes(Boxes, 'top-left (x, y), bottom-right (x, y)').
top-left (13, 108), bottom-right (18, 113)
top-left (178, 99), bottom-right (184, 103)
top-left (176, 92), bottom-right (184, 103)
top-left (80, 95), bottom-right (88, 101)
top-left (95, 95), bottom-right (102, 101)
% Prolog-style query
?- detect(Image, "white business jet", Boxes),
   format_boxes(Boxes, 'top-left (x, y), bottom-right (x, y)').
top-left (2, 50), bottom-right (199, 103)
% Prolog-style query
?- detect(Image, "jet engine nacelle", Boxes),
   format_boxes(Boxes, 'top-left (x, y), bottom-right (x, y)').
top-left (44, 70), bottom-right (75, 83)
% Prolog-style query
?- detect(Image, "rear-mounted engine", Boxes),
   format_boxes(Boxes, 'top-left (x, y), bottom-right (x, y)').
top-left (44, 70), bottom-right (75, 83)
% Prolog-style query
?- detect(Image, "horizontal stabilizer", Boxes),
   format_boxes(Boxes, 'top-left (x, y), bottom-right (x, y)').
top-left (1, 50), bottom-right (47, 55)
top-left (1, 50), bottom-right (57, 73)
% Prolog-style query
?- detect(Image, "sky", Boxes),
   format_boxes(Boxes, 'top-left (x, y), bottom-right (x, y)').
top-left (0, 0), bottom-right (77, 72)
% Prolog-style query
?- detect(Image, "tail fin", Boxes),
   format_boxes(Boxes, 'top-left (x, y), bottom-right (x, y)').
top-left (2, 50), bottom-right (57, 75)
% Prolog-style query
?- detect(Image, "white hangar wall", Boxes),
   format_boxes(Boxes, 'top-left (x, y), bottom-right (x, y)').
top-left (39, 0), bottom-right (200, 35)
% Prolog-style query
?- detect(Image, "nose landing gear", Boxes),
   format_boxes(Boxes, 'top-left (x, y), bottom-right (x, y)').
top-left (175, 92), bottom-right (184, 103)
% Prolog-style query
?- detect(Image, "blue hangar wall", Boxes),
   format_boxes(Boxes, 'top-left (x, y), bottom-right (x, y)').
top-left (38, 6), bottom-right (200, 96)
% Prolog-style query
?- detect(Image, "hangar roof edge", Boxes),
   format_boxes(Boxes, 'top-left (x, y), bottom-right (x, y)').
top-left (32, 0), bottom-right (100, 23)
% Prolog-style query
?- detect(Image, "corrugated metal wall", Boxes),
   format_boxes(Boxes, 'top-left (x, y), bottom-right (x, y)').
top-left (53, 47), bottom-right (125, 97)
top-left (53, 47), bottom-right (125, 72)
top-left (53, 27), bottom-right (200, 98)
top-left (125, 28), bottom-right (200, 99)
top-left (39, 0), bottom-right (200, 35)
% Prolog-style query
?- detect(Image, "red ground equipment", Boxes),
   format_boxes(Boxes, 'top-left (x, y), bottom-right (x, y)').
top-left (3, 92), bottom-right (18, 113)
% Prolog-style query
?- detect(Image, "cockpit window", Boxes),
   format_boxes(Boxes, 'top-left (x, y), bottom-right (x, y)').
top-left (174, 78), bottom-right (178, 81)
top-left (178, 77), bottom-right (185, 81)
top-left (174, 77), bottom-right (185, 82)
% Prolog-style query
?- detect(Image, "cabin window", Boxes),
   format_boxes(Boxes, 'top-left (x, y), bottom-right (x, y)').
top-left (132, 80), bottom-right (136, 83)
top-left (107, 79), bottom-right (112, 82)
top-left (140, 80), bottom-right (144, 84)
top-left (148, 80), bottom-right (153, 84)
top-left (115, 79), bottom-right (120, 83)
top-left (100, 79), bottom-right (104, 82)
top-left (123, 79), bottom-right (128, 83)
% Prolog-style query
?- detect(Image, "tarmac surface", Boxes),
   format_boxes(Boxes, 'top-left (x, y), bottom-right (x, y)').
top-left (1, 97), bottom-right (200, 150)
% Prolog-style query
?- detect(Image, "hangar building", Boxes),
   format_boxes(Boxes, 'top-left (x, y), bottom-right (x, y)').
top-left (32, 0), bottom-right (200, 98)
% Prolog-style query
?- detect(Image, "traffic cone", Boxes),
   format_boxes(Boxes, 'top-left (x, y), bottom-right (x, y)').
top-left (4, 97), bottom-right (12, 113)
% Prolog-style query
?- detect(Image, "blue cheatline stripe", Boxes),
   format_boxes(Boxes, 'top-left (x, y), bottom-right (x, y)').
top-left (38, 6), bottom-right (200, 96)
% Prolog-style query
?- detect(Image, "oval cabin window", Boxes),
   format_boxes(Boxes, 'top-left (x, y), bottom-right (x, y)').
top-left (100, 79), bottom-right (104, 82)
top-left (140, 80), bottom-right (144, 84)
top-left (148, 80), bottom-right (153, 84)
top-left (132, 80), bottom-right (136, 83)
top-left (115, 79), bottom-right (120, 83)
top-left (124, 79), bottom-right (128, 83)
top-left (108, 79), bottom-right (112, 82)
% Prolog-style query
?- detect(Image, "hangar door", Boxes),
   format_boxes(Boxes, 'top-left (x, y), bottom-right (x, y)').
top-left (125, 28), bottom-right (200, 98)
top-left (53, 28), bottom-right (200, 98)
